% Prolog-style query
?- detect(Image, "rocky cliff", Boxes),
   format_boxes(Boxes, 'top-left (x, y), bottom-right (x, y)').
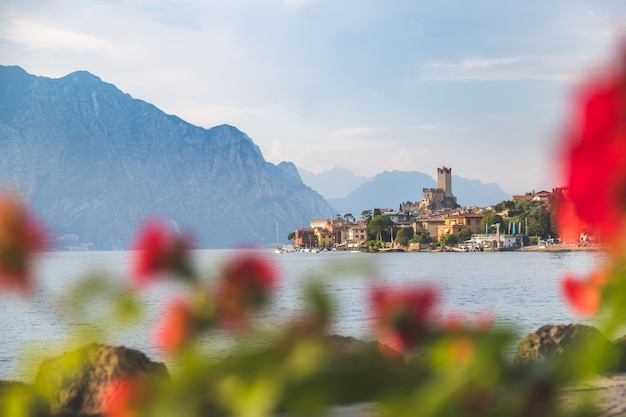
top-left (0, 66), bottom-right (333, 249)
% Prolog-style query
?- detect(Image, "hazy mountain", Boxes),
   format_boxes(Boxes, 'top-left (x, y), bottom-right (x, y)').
top-left (326, 170), bottom-right (510, 216)
top-left (297, 167), bottom-right (372, 199)
top-left (0, 65), bottom-right (334, 249)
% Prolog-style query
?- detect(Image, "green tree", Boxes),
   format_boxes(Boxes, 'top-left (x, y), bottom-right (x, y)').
top-left (287, 231), bottom-right (295, 242)
top-left (343, 213), bottom-right (355, 222)
top-left (361, 210), bottom-right (373, 222)
top-left (457, 228), bottom-right (473, 243)
top-left (394, 227), bottom-right (414, 247)
top-left (440, 233), bottom-right (459, 246)
top-left (367, 215), bottom-right (394, 241)
top-left (481, 212), bottom-right (505, 233)
top-left (411, 233), bottom-right (433, 244)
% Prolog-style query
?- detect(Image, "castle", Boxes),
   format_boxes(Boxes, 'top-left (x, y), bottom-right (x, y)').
top-left (419, 166), bottom-right (458, 210)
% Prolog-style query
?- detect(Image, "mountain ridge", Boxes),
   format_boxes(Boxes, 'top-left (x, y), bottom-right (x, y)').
top-left (0, 65), bottom-right (334, 249)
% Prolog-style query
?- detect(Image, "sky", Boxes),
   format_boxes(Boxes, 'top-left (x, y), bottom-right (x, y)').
top-left (1, 1), bottom-right (625, 195)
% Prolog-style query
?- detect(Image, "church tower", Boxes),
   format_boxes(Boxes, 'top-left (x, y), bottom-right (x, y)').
top-left (437, 166), bottom-right (453, 197)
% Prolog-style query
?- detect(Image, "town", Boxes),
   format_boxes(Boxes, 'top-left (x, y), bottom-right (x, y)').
top-left (285, 166), bottom-right (585, 253)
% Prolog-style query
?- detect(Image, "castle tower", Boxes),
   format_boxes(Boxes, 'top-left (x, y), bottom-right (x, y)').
top-left (437, 166), bottom-right (452, 197)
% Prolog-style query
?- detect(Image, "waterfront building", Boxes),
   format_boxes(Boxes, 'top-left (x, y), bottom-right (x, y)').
top-left (437, 212), bottom-right (484, 239)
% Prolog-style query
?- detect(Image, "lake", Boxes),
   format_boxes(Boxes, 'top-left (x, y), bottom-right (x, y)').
top-left (0, 249), bottom-right (605, 380)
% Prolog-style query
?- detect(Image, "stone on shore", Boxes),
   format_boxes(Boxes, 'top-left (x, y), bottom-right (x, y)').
top-left (513, 323), bottom-right (614, 367)
top-left (34, 343), bottom-right (169, 415)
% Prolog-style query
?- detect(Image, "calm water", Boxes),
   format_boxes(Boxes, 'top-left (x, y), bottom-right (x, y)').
top-left (0, 249), bottom-right (605, 380)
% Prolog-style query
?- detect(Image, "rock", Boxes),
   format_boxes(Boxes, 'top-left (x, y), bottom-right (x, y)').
top-left (34, 343), bottom-right (168, 415)
top-left (513, 324), bottom-right (614, 367)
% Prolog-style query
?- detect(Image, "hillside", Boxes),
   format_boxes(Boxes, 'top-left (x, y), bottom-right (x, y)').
top-left (0, 66), bottom-right (334, 249)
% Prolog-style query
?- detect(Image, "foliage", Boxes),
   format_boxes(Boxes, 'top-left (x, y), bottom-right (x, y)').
top-left (394, 227), bottom-right (414, 247)
top-left (287, 231), bottom-right (295, 242)
top-left (491, 198), bottom-right (557, 239)
top-left (457, 228), bottom-right (473, 243)
top-left (439, 233), bottom-right (459, 246)
top-left (480, 212), bottom-right (504, 234)
top-left (366, 214), bottom-right (394, 242)
top-left (411, 233), bottom-right (433, 244)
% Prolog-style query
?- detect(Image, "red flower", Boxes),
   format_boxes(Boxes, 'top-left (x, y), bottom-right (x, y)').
top-left (560, 62), bottom-right (626, 245)
top-left (215, 252), bottom-right (277, 329)
top-left (154, 298), bottom-right (195, 353)
top-left (369, 285), bottom-right (438, 352)
top-left (102, 375), bottom-right (149, 417)
top-left (130, 218), bottom-right (194, 286)
top-left (0, 193), bottom-right (48, 293)
top-left (561, 269), bottom-right (607, 316)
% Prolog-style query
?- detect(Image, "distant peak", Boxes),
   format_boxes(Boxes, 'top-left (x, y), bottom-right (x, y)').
top-left (64, 70), bottom-right (103, 83)
top-left (0, 65), bottom-right (30, 76)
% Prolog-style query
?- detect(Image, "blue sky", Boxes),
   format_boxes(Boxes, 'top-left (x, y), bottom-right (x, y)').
top-left (1, 1), bottom-right (625, 194)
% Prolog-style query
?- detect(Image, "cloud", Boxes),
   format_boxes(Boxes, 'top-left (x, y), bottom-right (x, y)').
top-left (329, 126), bottom-right (387, 140)
top-left (1, 17), bottom-right (109, 52)
top-left (270, 140), bottom-right (284, 161)
top-left (410, 55), bottom-right (579, 83)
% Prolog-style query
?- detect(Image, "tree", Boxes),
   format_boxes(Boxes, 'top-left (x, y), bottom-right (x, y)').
top-left (440, 233), bottom-right (459, 246)
top-left (411, 233), bottom-right (433, 244)
top-left (367, 215), bottom-right (394, 241)
top-left (394, 227), bottom-right (414, 247)
top-left (481, 212), bottom-right (505, 234)
top-left (287, 231), bottom-right (295, 242)
top-left (457, 228), bottom-right (472, 243)
top-left (361, 210), bottom-right (373, 222)
top-left (344, 213), bottom-right (355, 222)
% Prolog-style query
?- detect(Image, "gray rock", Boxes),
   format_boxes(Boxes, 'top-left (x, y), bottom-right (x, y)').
top-left (513, 323), bottom-right (614, 367)
top-left (34, 343), bottom-right (168, 415)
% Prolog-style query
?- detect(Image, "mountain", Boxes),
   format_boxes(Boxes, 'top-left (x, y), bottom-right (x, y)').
top-left (326, 170), bottom-right (510, 216)
top-left (297, 167), bottom-right (372, 199)
top-left (0, 65), bottom-right (334, 249)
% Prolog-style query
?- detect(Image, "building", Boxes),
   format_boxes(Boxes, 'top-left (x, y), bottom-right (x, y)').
top-left (437, 212), bottom-right (484, 239)
top-left (294, 228), bottom-right (318, 247)
top-left (511, 190), bottom-right (551, 202)
top-left (314, 228), bottom-right (334, 248)
top-left (420, 166), bottom-right (458, 210)
top-left (417, 216), bottom-right (446, 239)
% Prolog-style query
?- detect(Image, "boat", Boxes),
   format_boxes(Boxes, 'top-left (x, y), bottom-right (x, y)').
top-left (451, 246), bottom-right (468, 252)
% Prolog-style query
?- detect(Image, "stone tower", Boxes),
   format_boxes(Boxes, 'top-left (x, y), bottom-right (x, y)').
top-left (437, 166), bottom-right (453, 197)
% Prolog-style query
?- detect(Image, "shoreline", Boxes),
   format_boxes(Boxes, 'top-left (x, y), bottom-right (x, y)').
top-left (520, 244), bottom-right (607, 253)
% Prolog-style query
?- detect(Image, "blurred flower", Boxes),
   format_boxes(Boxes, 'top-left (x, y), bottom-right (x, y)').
top-left (0, 193), bottom-right (48, 293)
top-left (130, 218), bottom-right (194, 286)
top-left (369, 285), bottom-right (438, 352)
top-left (102, 375), bottom-right (149, 417)
top-left (154, 298), bottom-right (195, 353)
top-left (561, 269), bottom-right (607, 316)
top-left (215, 252), bottom-right (277, 330)
top-left (560, 54), bottom-right (626, 246)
